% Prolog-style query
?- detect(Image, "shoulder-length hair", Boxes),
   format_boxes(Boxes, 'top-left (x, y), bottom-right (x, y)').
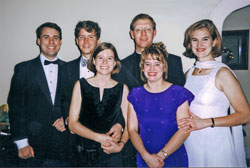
top-left (87, 42), bottom-right (121, 74)
top-left (183, 19), bottom-right (222, 58)
top-left (139, 42), bottom-right (168, 82)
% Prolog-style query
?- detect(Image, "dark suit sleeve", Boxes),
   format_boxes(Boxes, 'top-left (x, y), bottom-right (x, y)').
top-left (61, 64), bottom-right (72, 120)
top-left (8, 64), bottom-right (28, 140)
top-left (167, 54), bottom-right (185, 86)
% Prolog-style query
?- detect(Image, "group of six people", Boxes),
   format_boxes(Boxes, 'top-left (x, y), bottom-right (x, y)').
top-left (7, 13), bottom-right (250, 167)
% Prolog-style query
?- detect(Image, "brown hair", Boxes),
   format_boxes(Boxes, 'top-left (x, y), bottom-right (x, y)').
top-left (74, 20), bottom-right (101, 39)
top-left (139, 42), bottom-right (168, 82)
top-left (87, 42), bottom-right (121, 74)
top-left (183, 19), bottom-right (222, 58)
top-left (130, 13), bottom-right (156, 31)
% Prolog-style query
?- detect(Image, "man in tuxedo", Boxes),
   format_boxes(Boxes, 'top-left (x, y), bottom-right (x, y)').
top-left (113, 13), bottom-right (185, 166)
top-left (8, 22), bottom-right (70, 166)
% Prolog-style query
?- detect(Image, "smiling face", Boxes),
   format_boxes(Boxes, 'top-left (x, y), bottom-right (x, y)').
top-left (130, 18), bottom-right (156, 53)
top-left (191, 28), bottom-right (217, 61)
top-left (143, 55), bottom-right (165, 83)
top-left (37, 27), bottom-right (62, 60)
top-left (93, 49), bottom-right (116, 75)
top-left (76, 28), bottom-right (100, 59)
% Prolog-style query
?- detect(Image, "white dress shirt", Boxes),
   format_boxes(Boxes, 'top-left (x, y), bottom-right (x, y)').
top-left (15, 54), bottom-right (59, 149)
top-left (80, 56), bottom-right (94, 79)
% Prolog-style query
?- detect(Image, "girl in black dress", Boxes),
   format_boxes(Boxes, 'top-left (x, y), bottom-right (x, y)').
top-left (68, 42), bottom-right (129, 167)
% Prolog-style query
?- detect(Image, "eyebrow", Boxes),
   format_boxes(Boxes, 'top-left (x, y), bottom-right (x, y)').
top-left (42, 34), bottom-right (60, 38)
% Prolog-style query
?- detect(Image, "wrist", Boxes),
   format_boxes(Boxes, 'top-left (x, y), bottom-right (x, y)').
top-left (210, 118), bottom-right (215, 128)
top-left (118, 140), bottom-right (125, 145)
top-left (141, 152), bottom-right (151, 161)
top-left (161, 149), bottom-right (169, 159)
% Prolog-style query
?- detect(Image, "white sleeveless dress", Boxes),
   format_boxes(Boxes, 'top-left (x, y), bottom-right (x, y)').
top-left (184, 63), bottom-right (246, 167)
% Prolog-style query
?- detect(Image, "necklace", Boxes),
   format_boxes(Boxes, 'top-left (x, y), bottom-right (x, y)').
top-left (198, 68), bottom-right (202, 73)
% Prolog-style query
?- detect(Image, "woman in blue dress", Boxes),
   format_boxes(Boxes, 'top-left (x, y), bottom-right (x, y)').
top-left (128, 42), bottom-right (194, 167)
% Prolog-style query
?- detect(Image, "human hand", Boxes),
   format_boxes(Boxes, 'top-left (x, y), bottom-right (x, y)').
top-left (106, 123), bottom-right (122, 142)
top-left (178, 110), bottom-right (206, 132)
top-left (18, 145), bottom-right (34, 159)
top-left (101, 140), bottom-right (123, 154)
top-left (143, 153), bottom-right (164, 168)
top-left (96, 133), bottom-right (114, 147)
top-left (52, 117), bottom-right (66, 132)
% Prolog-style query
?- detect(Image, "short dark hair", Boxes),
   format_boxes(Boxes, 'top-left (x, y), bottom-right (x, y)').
top-left (183, 19), bottom-right (222, 58)
top-left (74, 20), bottom-right (101, 39)
top-left (130, 13), bottom-right (156, 31)
top-left (140, 42), bottom-right (168, 82)
top-left (36, 22), bottom-right (62, 39)
top-left (88, 42), bottom-right (121, 74)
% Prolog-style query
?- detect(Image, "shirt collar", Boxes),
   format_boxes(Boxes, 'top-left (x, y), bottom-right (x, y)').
top-left (40, 54), bottom-right (58, 64)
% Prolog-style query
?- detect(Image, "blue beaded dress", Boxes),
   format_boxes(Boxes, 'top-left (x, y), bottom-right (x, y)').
top-left (128, 85), bottom-right (194, 167)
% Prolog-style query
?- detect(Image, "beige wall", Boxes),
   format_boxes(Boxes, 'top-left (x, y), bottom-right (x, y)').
top-left (0, 0), bottom-right (222, 104)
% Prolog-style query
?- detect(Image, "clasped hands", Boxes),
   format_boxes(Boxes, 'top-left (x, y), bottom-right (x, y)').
top-left (98, 123), bottom-right (124, 154)
top-left (143, 152), bottom-right (165, 168)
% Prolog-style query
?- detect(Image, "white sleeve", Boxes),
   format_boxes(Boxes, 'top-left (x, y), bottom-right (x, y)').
top-left (14, 138), bottom-right (29, 149)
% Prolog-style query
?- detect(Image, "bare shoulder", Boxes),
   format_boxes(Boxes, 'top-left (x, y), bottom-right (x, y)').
top-left (123, 84), bottom-right (129, 94)
top-left (215, 67), bottom-right (238, 90)
top-left (73, 80), bottom-right (81, 89)
top-left (216, 67), bottom-right (236, 81)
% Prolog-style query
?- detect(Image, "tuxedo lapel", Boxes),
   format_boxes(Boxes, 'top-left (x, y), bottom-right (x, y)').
top-left (34, 57), bottom-right (53, 105)
top-left (71, 56), bottom-right (81, 82)
top-left (54, 60), bottom-right (64, 106)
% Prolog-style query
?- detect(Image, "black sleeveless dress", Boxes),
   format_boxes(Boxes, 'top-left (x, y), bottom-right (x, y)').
top-left (75, 78), bottom-right (124, 167)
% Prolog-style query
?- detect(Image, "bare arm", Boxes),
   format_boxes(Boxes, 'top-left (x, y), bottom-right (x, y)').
top-left (68, 81), bottom-right (114, 146)
top-left (178, 67), bottom-right (250, 132)
top-left (213, 67), bottom-right (250, 126)
top-left (157, 101), bottom-right (190, 159)
top-left (128, 102), bottom-right (164, 167)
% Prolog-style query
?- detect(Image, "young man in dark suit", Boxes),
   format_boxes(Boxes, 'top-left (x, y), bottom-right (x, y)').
top-left (113, 13), bottom-right (185, 167)
top-left (63, 21), bottom-right (100, 101)
top-left (8, 22), bottom-right (71, 167)
top-left (62, 21), bottom-right (124, 166)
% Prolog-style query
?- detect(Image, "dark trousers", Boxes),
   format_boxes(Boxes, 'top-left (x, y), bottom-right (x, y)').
top-left (18, 157), bottom-right (72, 167)
top-left (121, 140), bottom-right (137, 167)
top-left (73, 144), bottom-right (122, 167)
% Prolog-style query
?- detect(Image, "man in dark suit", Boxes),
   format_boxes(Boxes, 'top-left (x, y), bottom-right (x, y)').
top-left (63, 20), bottom-right (100, 102)
top-left (8, 22), bottom-right (70, 167)
top-left (113, 13), bottom-right (185, 167)
top-left (62, 21), bottom-right (124, 166)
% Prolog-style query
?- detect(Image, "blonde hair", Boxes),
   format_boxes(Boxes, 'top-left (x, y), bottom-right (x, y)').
top-left (183, 19), bottom-right (222, 58)
top-left (140, 42), bottom-right (168, 82)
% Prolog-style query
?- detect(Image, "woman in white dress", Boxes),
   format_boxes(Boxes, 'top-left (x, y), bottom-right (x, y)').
top-left (178, 19), bottom-right (250, 167)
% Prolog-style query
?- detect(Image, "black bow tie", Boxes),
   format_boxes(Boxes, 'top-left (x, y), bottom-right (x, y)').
top-left (44, 60), bottom-right (58, 65)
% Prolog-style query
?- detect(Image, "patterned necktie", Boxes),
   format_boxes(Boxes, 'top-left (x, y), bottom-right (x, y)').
top-left (44, 60), bottom-right (58, 65)
top-left (81, 58), bottom-right (88, 67)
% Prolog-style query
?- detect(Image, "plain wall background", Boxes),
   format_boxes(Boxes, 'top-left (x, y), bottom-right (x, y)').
top-left (1, 0), bottom-right (250, 153)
